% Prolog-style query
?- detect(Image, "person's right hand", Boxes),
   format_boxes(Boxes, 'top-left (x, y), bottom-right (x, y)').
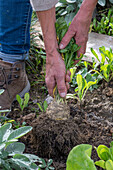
top-left (45, 50), bottom-right (71, 98)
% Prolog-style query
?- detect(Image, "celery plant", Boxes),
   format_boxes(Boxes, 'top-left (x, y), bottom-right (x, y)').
top-left (54, 17), bottom-right (83, 101)
top-left (56, 17), bottom-right (82, 72)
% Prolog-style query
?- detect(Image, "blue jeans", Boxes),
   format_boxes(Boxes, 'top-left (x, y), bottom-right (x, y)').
top-left (0, 0), bottom-right (32, 62)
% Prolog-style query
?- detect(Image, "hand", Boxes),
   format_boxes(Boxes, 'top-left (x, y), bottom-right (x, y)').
top-left (36, 7), bottom-right (71, 97)
top-left (45, 51), bottom-right (71, 98)
top-left (59, 14), bottom-right (91, 64)
top-left (59, 0), bottom-right (98, 64)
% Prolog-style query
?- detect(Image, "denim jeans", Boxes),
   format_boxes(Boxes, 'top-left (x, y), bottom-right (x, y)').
top-left (0, 0), bottom-right (32, 62)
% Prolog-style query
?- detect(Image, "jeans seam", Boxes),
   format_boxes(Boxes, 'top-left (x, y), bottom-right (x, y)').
top-left (22, 4), bottom-right (31, 53)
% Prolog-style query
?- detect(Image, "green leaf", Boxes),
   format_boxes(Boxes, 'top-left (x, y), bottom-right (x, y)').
top-left (81, 77), bottom-right (87, 96)
top-left (49, 167), bottom-right (55, 170)
top-left (95, 160), bottom-right (105, 169)
top-left (109, 0), bottom-right (113, 3)
top-left (8, 126), bottom-right (32, 140)
top-left (37, 103), bottom-right (43, 112)
top-left (5, 139), bottom-right (18, 147)
top-left (70, 67), bottom-right (76, 82)
top-left (47, 159), bottom-right (53, 166)
top-left (13, 154), bottom-right (30, 161)
top-left (105, 160), bottom-right (113, 170)
top-left (65, 12), bottom-right (75, 25)
top-left (1, 160), bottom-right (12, 170)
top-left (0, 109), bottom-right (10, 113)
top-left (8, 159), bottom-right (21, 170)
top-left (76, 74), bottom-right (83, 92)
top-left (76, 74), bottom-right (83, 100)
top-left (0, 123), bottom-right (12, 143)
top-left (16, 94), bottom-right (23, 110)
top-left (23, 93), bottom-right (30, 109)
top-left (0, 143), bottom-right (5, 150)
top-left (30, 162), bottom-right (39, 170)
top-left (11, 158), bottom-right (31, 169)
top-left (5, 142), bottom-right (25, 155)
top-left (66, 144), bottom-right (96, 170)
top-left (91, 48), bottom-right (100, 62)
top-left (39, 164), bottom-right (46, 168)
top-left (23, 154), bottom-right (40, 162)
top-left (43, 101), bottom-right (48, 112)
top-left (86, 80), bottom-right (97, 90)
top-left (66, 5), bottom-right (75, 13)
top-left (96, 145), bottom-right (110, 161)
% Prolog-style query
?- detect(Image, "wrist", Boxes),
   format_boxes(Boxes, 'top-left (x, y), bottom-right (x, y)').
top-left (77, 0), bottom-right (98, 20)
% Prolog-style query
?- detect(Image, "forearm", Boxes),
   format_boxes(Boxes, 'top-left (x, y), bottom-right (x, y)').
top-left (36, 7), bottom-right (58, 58)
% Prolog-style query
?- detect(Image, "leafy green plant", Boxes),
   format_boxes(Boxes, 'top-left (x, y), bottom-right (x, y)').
top-left (95, 141), bottom-right (113, 169)
top-left (0, 123), bottom-right (42, 170)
top-left (55, 17), bottom-right (83, 101)
top-left (67, 74), bottom-right (97, 101)
top-left (56, 0), bottom-right (113, 26)
top-left (92, 8), bottom-right (113, 36)
top-left (98, 0), bottom-right (113, 6)
top-left (75, 74), bottom-right (97, 101)
top-left (16, 93), bottom-right (30, 112)
top-left (56, 0), bottom-right (83, 24)
top-left (91, 47), bottom-right (113, 82)
top-left (38, 158), bottom-right (55, 170)
top-left (37, 100), bottom-right (48, 112)
top-left (66, 141), bottom-right (113, 170)
top-left (66, 144), bottom-right (96, 170)
top-left (56, 17), bottom-right (82, 71)
top-left (71, 60), bottom-right (102, 91)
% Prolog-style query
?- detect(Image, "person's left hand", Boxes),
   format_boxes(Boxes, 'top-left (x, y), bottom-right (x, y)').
top-left (59, 8), bottom-right (92, 64)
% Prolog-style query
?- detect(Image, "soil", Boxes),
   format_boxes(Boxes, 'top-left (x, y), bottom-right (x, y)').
top-left (8, 71), bottom-right (113, 170)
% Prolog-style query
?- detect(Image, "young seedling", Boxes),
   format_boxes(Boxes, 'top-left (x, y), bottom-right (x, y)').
top-left (92, 8), bottom-right (113, 36)
top-left (71, 60), bottom-right (102, 91)
top-left (67, 74), bottom-right (97, 102)
top-left (37, 100), bottom-right (48, 112)
top-left (91, 47), bottom-right (113, 82)
top-left (16, 92), bottom-right (30, 112)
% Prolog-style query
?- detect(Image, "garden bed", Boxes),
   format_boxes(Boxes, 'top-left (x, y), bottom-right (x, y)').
top-left (8, 75), bottom-right (113, 169)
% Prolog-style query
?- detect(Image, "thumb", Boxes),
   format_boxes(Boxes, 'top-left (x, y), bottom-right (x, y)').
top-left (56, 76), bottom-right (67, 98)
top-left (59, 29), bottom-right (75, 49)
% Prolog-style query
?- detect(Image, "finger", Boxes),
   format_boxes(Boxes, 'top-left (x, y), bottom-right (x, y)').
top-left (66, 74), bottom-right (71, 83)
top-left (56, 75), bottom-right (67, 98)
top-left (45, 76), bottom-right (56, 97)
top-left (67, 70), bottom-right (71, 77)
top-left (77, 43), bottom-right (86, 57)
top-left (75, 35), bottom-right (87, 57)
top-left (74, 37), bottom-right (87, 64)
top-left (59, 28), bottom-right (76, 49)
top-left (66, 82), bottom-right (70, 90)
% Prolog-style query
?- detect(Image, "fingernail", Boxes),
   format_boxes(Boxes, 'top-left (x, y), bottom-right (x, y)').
top-left (59, 44), bottom-right (64, 49)
top-left (60, 92), bottom-right (66, 98)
